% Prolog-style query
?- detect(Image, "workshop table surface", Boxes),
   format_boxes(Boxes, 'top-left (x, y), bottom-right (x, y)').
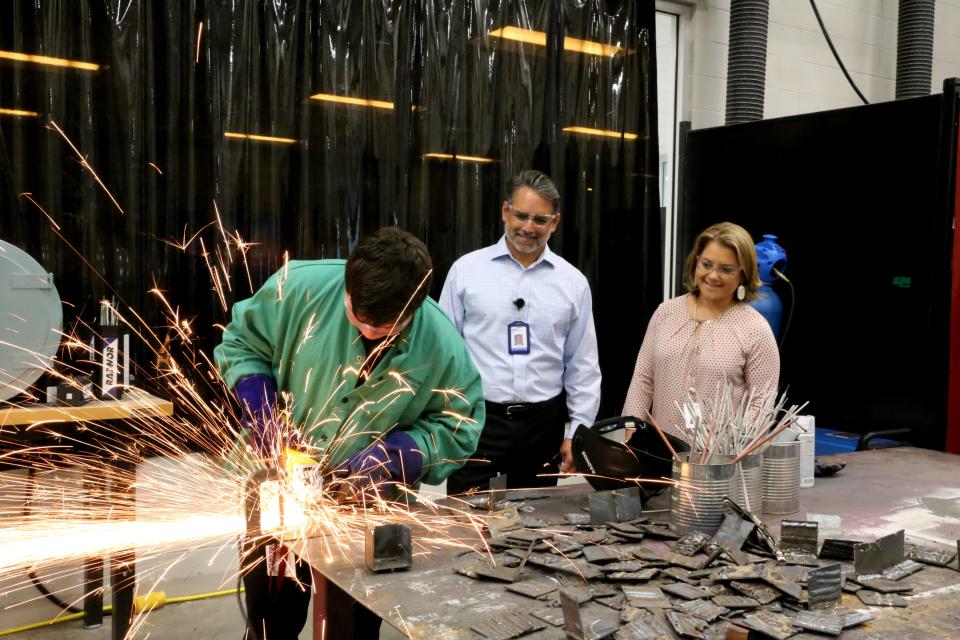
top-left (299, 447), bottom-right (960, 639)
top-left (0, 388), bottom-right (173, 427)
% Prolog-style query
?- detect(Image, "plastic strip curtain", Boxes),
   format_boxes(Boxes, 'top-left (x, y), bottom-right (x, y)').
top-left (0, 0), bottom-right (659, 415)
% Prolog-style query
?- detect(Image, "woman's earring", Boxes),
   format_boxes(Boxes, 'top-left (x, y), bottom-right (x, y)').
top-left (736, 284), bottom-right (746, 301)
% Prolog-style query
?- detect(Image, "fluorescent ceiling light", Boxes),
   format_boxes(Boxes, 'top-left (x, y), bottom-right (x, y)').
top-left (224, 132), bottom-right (297, 144)
top-left (488, 27), bottom-right (623, 57)
top-left (309, 93), bottom-right (394, 110)
top-left (562, 126), bottom-right (639, 141)
top-left (0, 50), bottom-right (100, 71)
top-left (423, 152), bottom-right (494, 164)
top-left (0, 108), bottom-right (38, 118)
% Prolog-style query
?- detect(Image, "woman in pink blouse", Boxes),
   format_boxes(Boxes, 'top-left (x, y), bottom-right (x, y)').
top-left (623, 222), bottom-right (780, 443)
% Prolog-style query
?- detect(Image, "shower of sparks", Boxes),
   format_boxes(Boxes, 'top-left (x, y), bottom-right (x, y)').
top-left (195, 21), bottom-right (204, 64)
top-left (0, 195), bottom-right (503, 636)
top-left (47, 120), bottom-right (124, 215)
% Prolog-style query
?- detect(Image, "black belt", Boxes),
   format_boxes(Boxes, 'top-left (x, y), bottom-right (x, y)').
top-left (485, 394), bottom-right (565, 420)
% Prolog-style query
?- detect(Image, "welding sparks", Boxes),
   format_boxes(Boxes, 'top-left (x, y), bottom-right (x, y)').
top-left (47, 120), bottom-right (124, 215)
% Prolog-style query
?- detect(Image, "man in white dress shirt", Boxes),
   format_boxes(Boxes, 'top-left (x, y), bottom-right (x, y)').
top-left (439, 169), bottom-right (601, 493)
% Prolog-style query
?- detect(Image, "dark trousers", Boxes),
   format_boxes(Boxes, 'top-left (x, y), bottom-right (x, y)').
top-left (242, 538), bottom-right (381, 640)
top-left (447, 394), bottom-right (568, 495)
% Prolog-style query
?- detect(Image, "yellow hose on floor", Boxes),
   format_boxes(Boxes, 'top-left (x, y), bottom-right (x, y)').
top-left (0, 588), bottom-right (242, 636)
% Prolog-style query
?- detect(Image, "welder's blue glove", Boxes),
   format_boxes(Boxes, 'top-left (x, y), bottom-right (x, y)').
top-left (335, 431), bottom-right (422, 502)
top-left (234, 374), bottom-right (279, 458)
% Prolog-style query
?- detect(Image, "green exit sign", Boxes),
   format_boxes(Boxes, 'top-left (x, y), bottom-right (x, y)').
top-left (892, 276), bottom-right (912, 289)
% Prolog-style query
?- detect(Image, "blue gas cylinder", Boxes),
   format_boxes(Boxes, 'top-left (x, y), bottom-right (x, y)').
top-left (749, 234), bottom-right (786, 339)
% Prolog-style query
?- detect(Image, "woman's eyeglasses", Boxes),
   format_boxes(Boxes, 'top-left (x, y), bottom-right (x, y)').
top-left (698, 258), bottom-right (741, 279)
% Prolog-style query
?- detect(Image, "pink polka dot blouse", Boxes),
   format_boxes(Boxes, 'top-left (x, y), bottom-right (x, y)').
top-left (622, 293), bottom-right (780, 442)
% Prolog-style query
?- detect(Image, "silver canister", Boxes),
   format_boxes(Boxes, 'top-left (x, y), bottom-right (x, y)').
top-left (670, 454), bottom-right (736, 535)
top-left (731, 453), bottom-right (763, 514)
top-left (762, 441), bottom-right (801, 514)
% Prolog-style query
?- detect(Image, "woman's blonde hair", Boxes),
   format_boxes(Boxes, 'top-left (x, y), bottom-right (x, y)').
top-left (683, 222), bottom-right (761, 302)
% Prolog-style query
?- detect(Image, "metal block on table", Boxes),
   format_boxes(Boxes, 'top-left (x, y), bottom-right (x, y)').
top-left (589, 487), bottom-right (644, 524)
top-left (660, 582), bottom-right (710, 600)
top-left (807, 563), bottom-right (842, 608)
top-left (729, 580), bottom-right (781, 605)
top-left (780, 520), bottom-right (819, 554)
top-left (854, 529), bottom-right (904, 575)
top-left (606, 568), bottom-right (660, 582)
top-left (486, 507), bottom-right (522, 537)
top-left (506, 579), bottom-right (559, 599)
top-left (488, 474), bottom-right (508, 511)
top-left (673, 599), bottom-right (730, 623)
top-left (475, 541), bottom-right (535, 583)
top-left (711, 595), bottom-right (760, 609)
top-left (792, 610), bottom-right (844, 637)
top-left (905, 542), bottom-right (958, 567)
top-left (855, 576), bottom-right (913, 593)
top-left (364, 523), bottom-right (412, 573)
top-left (856, 589), bottom-right (908, 607)
top-left (842, 611), bottom-right (874, 628)
top-left (531, 607), bottom-right (565, 627)
top-left (622, 585), bottom-right (670, 609)
top-left (560, 589), bottom-right (620, 640)
top-left (710, 512), bottom-right (755, 555)
top-left (674, 531), bottom-right (712, 556)
top-left (739, 610), bottom-right (798, 640)
top-left (665, 610), bottom-right (707, 639)
top-left (819, 538), bottom-right (861, 561)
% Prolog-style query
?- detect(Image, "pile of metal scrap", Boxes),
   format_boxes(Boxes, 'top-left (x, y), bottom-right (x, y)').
top-left (453, 488), bottom-right (958, 640)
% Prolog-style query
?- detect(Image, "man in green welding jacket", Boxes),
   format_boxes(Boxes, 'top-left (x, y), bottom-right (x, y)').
top-left (214, 226), bottom-right (484, 640)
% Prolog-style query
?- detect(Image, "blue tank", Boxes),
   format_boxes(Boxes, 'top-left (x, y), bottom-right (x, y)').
top-left (748, 234), bottom-right (786, 339)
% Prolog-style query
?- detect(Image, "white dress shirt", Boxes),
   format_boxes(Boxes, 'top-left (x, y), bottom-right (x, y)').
top-left (438, 236), bottom-right (601, 438)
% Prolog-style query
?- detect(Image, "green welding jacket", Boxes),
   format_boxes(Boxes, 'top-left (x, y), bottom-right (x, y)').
top-left (214, 260), bottom-right (484, 485)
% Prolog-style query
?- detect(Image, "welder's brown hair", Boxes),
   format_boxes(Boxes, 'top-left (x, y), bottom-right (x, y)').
top-left (345, 227), bottom-right (433, 327)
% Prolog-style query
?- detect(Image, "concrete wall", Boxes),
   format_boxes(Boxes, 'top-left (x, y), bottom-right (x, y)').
top-left (683, 0), bottom-right (960, 129)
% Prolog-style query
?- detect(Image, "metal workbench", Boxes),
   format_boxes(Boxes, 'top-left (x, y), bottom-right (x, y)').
top-left (299, 447), bottom-right (960, 639)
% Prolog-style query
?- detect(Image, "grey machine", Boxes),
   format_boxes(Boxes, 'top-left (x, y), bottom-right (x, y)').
top-left (0, 239), bottom-right (62, 402)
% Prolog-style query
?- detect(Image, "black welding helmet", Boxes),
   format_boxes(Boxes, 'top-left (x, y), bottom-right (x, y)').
top-left (571, 416), bottom-right (690, 496)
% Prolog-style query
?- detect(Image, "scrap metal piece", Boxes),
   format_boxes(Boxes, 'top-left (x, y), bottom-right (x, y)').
top-left (856, 590), bottom-right (907, 607)
top-left (721, 497), bottom-right (785, 563)
top-left (739, 611), bottom-right (797, 640)
top-left (711, 512), bottom-right (755, 556)
top-left (507, 528), bottom-right (549, 544)
top-left (729, 580), bottom-right (780, 605)
top-left (566, 513), bottom-right (593, 525)
top-left (781, 549), bottom-right (819, 566)
top-left (622, 586), bottom-right (671, 609)
top-left (665, 610), bottom-right (707, 639)
top-left (631, 546), bottom-right (668, 563)
top-left (661, 582), bottom-right (710, 600)
top-left (855, 576), bottom-right (913, 593)
top-left (854, 529), bottom-right (904, 575)
top-left (596, 592), bottom-right (628, 610)
top-left (673, 599), bottom-right (730, 623)
top-left (488, 474), bottom-right (508, 511)
top-left (511, 550), bottom-right (605, 580)
top-left (635, 523), bottom-right (680, 540)
top-left (674, 531), bottom-right (712, 556)
top-left (471, 610), bottom-right (546, 640)
top-left (879, 559), bottom-right (924, 581)
top-left (531, 608), bottom-right (565, 627)
top-left (660, 567), bottom-right (695, 584)
top-left (805, 513), bottom-right (843, 541)
top-left (602, 560), bottom-right (650, 573)
top-left (819, 539), bottom-right (861, 561)
top-left (663, 552), bottom-right (705, 570)
top-left (791, 611), bottom-right (844, 637)
top-left (606, 568), bottom-right (660, 582)
top-left (780, 520), bottom-right (819, 554)
top-left (506, 579), bottom-right (559, 599)
top-left (905, 542), bottom-right (958, 567)
top-left (764, 567), bottom-right (804, 601)
top-left (487, 507), bottom-right (523, 537)
top-left (615, 609), bottom-right (675, 639)
top-left (584, 545), bottom-right (636, 564)
top-left (549, 539), bottom-right (585, 556)
top-left (711, 595), bottom-right (760, 609)
top-left (589, 487), bottom-right (644, 524)
top-left (364, 523), bottom-right (412, 573)
top-left (710, 563), bottom-right (768, 581)
top-left (560, 589), bottom-right (620, 640)
top-left (842, 611), bottom-right (874, 628)
top-left (807, 563), bottom-right (842, 608)
top-left (608, 521), bottom-right (648, 539)
top-left (475, 541), bottom-right (535, 583)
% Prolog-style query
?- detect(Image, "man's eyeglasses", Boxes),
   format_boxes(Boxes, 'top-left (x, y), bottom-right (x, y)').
top-left (509, 205), bottom-right (556, 227)
top-left (698, 258), bottom-right (741, 279)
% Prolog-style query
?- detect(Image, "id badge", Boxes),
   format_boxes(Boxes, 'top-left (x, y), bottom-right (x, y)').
top-left (508, 321), bottom-right (530, 355)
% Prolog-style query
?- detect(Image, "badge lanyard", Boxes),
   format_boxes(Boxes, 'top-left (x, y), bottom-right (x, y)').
top-left (507, 296), bottom-right (530, 355)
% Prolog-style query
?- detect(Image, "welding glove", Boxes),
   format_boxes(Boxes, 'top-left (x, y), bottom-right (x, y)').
top-left (332, 431), bottom-right (422, 503)
top-left (234, 374), bottom-right (279, 458)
